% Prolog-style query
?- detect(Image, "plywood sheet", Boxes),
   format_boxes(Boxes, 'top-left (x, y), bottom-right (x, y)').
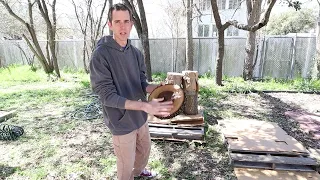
top-left (218, 119), bottom-right (309, 155)
top-left (234, 168), bottom-right (320, 180)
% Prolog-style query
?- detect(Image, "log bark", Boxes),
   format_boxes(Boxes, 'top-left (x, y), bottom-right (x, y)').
top-left (182, 71), bottom-right (199, 115)
top-left (166, 72), bottom-right (183, 86)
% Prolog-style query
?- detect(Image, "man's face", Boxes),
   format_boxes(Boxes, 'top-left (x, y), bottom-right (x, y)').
top-left (108, 10), bottom-right (133, 44)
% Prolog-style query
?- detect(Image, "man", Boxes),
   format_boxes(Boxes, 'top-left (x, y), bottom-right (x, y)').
top-left (89, 3), bottom-right (173, 180)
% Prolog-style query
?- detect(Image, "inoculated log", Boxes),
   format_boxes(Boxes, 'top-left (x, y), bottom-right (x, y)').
top-left (182, 71), bottom-right (199, 115)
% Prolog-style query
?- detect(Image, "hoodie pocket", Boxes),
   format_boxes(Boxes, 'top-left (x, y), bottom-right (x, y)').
top-left (107, 108), bottom-right (126, 125)
top-left (118, 110), bottom-right (129, 123)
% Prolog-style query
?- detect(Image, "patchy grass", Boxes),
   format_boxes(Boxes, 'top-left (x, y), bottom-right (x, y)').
top-left (1, 65), bottom-right (319, 179)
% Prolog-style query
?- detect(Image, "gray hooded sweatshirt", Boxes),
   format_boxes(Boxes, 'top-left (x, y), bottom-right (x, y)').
top-left (89, 36), bottom-right (149, 135)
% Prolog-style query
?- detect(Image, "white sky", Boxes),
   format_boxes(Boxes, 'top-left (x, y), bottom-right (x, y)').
top-left (53, 0), bottom-right (319, 39)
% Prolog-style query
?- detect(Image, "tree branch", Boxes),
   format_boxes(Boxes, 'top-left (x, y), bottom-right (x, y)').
top-left (210, 0), bottom-right (222, 29)
top-left (0, 0), bottom-right (27, 25)
top-left (95, 0), bottom-right (107, 40)
top-left (231, 0), bottom-right (245, 19)
top-left (246, 0), bottom-right (253, 15)
top-left (228, 0), bottom-right (276, 32)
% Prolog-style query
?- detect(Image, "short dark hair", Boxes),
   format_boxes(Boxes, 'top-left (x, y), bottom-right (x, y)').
top-left (108, 3), bottom-right (133, 23)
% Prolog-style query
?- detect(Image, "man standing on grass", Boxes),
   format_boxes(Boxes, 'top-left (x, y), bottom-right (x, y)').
top-left (89, 3), bottom-right (173, 180)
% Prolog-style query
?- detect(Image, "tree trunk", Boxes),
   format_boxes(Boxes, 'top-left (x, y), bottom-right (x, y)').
top-left (136, 0), bottom-right (152, 81)
top-left (182, 70), bottom-right (199, 115)
top-left (317, 6), bottom-right (320, 79)
top-left (216, 30), bottom-right (225, 86)
top-left (186, 0), bottom-right (193, 70)
top-left (243, 31), bottom-right (256, 80)
top-left (37, 0), bottom-right (60, 77)
top-left (140, 35), bottom-right (152, 81)
top-left (243, 0), bottom-right (261, 80)
top-left (83, 37), bottom-right (89, 73)
top-left (22, 33), bottom-right (52, 74)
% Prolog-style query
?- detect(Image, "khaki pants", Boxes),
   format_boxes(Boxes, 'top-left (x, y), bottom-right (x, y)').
top-left (112, 121), bottom-right (151, 180)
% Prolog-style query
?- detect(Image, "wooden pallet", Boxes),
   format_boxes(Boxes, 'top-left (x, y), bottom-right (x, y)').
top-left (148, 123), bottom-right (205, 141)
top-left (230, 151), bottom-right (317, 172)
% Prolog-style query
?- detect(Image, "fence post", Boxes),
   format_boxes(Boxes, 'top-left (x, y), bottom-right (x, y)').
top-left (290, 35), bottom-right (297, 79)
top-left (3, 42), bottom-right (8, 67)
top-left (198, 38), bottom-right (200, 73)
top-left (171, 38), bottom-right (174, 72)
top-left (0, 43), bottom-right (3, 67)
top-left (260, 37), bottom-right (269, 78)
top-left (73, 40), bottom-right (78, 69)
top-left (255, 36), bottom-right (264, 79)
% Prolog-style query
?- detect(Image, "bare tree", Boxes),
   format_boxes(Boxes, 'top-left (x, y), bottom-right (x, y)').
top-left (0, 0), bottom-right (60, 77)
top-left (162, 0), bottom-right (186, 71)
top-left (71, 0), bottom-right (108, 73)
top-left (210, 0), bottom-right (276, 85)
top-left (123, 0), bottom-right (152, 81)
top-left (14, 43), bottom-right (36, 70)
top-left (163, 0), bottom-right (186, 38)
top-left (210, 0), bottom-right (231, 85)
top-left (0, 4), bottom-right (25, 40)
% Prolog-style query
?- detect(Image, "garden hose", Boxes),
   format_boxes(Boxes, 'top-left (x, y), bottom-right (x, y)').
top-left (0, 124), bottom-right (24, 141)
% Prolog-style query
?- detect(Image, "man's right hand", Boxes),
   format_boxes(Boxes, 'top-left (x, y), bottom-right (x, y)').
top-left (143, 97), bottom-right (173, 117)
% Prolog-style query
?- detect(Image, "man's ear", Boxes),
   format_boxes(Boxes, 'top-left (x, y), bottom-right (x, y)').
top-left (107, 21), bottom-right (112, 29)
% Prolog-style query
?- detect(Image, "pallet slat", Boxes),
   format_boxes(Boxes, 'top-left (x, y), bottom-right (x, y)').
top-left (235, 168), bottom-right (320, 180)
top-left (233, 161), bottom-right (315, 172)
top-left (149, 123), bottom-right (203, 130)
top-left (147, 113), bottom-right (204, 125)
top-left (148, 126), bottom-right (204, 140)
top-left (231, 153), bottom-right (317, 166)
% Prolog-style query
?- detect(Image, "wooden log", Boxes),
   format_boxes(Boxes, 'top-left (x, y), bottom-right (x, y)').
top-left (182, 71), bottom-right (199, 91)
top-left (166, 72), bottom-right (183, 86)
top-left (182, 71), bottom-right (199, 115)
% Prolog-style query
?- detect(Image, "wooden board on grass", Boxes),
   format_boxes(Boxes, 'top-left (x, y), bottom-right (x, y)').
top-left (234, 168), bottom-right (320, 180)
top-left (0, 110), bottom-right (16, 122)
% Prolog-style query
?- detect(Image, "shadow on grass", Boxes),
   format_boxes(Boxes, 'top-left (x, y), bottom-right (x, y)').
top-left (259, 93), bottom-right (319, 149)
top-left (143, 128), bottom-right (236, 179)
top-left (0, 165), bottom-right (19, 179)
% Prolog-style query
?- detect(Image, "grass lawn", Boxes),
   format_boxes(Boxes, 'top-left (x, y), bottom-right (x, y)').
top-left (1, 65), bottom-right (320, 179)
